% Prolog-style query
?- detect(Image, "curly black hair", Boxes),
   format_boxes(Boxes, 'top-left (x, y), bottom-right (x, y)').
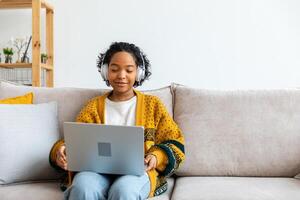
top-left (97, 42), bottom-right (152, 87)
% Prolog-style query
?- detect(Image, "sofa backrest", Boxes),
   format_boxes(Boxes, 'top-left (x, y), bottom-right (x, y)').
top-left (0, 81), bottom-right (173, 137)
top-left (4, 81), bottom-right (300, 178)
top-left (174, 85), bottom-right (300, 177)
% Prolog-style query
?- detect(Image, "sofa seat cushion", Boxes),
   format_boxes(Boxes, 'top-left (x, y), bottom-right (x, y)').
top-left (172, 177), bottom-right (300, 200)
top-left (0, 182), bottom-right (63, 200)
top-left (0, 178), bottom-right (174, 200)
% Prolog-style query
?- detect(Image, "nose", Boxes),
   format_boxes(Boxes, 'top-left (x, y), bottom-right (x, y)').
top-left (117, 70), bottom-right (126, 79)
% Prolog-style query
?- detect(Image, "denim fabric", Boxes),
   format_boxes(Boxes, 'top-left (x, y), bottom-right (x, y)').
top-left (64, 171), bottom-right (150, 200)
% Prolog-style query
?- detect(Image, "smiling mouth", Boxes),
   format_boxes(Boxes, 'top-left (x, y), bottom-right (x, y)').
top-left (115, 82), bottom-right (127, 85)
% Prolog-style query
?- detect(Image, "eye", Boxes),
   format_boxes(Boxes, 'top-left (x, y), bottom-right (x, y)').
top-left (110, 68), bottom-right (118, 72)
top-left (127, 70), bottom-right (134, 73)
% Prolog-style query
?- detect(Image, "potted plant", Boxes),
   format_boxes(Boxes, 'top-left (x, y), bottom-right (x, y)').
top-left (41, 53), bottom-right (48, 64)
top-left (3, 48), bottom-right (14, 63)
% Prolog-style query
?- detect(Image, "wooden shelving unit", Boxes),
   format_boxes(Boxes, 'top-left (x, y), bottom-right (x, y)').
top-left (0, 0), bottom-right (54, 87)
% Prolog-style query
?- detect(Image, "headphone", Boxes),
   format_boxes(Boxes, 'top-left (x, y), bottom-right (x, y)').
top-left (99, 52), bottom-right (146, 86)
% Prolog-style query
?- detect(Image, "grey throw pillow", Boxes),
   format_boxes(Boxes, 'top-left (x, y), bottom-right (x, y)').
top-left (0, 102), bottom-right (61, 184)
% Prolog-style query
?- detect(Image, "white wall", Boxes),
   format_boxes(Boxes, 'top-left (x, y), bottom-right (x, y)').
top-left (0, 0), bottom-right (300, 89)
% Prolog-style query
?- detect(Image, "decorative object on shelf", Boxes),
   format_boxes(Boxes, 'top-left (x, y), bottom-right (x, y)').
top-left (21, 36), bottom-right (32, 63)
top-left (0, 53), bottom-right (2, 63)
top-left (22, 53), bottom-right (30, 63)
top-left (3, 47), bottom-right (14, 63)
top-left (41, 53), bottom-right (48, 64)
top-left (11, 37), bottom-right (29, 63)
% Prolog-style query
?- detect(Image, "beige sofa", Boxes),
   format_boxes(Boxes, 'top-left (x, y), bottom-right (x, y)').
top-left (1, 81), bottom-right (300, 200)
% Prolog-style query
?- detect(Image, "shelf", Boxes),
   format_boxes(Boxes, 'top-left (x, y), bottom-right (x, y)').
top-left (0, 63), bottom-right (53, 70)
top-left (41, 63), bottom-right (53, 70)
top-left (0, 63), bottom-right (32, 68)
top-left (0, 0), bottom-right (54, 87)
top-left (0, 0), bottom-right (53, 10)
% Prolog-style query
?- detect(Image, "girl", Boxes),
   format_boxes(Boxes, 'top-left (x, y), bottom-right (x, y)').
top-left (49, 42), bottom-right (185, 200)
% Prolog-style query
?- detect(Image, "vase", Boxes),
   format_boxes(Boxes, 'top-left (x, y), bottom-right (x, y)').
top-left (5, 55), bottom-right (12, 63)
top-left (41, 57), bottom-right (47, 64)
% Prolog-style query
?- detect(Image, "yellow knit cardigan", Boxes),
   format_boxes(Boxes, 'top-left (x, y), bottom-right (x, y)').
top-left (49, 89), bottom-right (185, 197)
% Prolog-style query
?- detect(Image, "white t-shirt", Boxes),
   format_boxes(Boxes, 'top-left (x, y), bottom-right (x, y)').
top-left (104, 96), bottom-right (137, 126)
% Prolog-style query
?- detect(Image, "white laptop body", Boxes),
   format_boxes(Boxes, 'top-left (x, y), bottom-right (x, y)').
top-left (63, 122), bottom-right (145, 176)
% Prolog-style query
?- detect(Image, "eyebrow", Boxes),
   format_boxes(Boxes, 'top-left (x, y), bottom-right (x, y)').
top-left (110, 63), bottom-right (135, 68)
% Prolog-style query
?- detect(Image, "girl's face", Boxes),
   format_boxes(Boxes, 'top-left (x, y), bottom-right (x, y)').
top-left (107, 51), bottom-right (137, 94)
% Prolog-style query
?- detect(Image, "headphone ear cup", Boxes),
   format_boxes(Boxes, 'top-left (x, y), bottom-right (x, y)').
top-left (136, 66), bottom-right (145, 83)
top-left (101, 64), bottom-right (108, 81)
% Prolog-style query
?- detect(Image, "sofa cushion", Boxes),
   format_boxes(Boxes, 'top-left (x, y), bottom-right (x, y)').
top-left (0, 182), bottom-right (63, 200)
top-left (0, 81), bottom-right (173, 137)
top-left (174, 86), bottom-right (300, 177)
top-left (0, 102), bottom-right (61, 184)
top-left (0, 178), bottom-right (174, 200)
top-left (0, 92), bottom-right (33, 104)
top-left (171, 177), bottom-right (300, 200)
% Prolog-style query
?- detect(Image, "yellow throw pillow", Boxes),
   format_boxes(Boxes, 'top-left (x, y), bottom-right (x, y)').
top-left (0, 92), bottom-right (34, 104)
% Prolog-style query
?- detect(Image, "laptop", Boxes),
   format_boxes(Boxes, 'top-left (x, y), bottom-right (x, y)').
top-left (63, 122), bottom-right (145, 176)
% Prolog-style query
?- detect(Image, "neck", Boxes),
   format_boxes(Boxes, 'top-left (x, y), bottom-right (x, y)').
top-left (109, 89), bottom-right (135, 102)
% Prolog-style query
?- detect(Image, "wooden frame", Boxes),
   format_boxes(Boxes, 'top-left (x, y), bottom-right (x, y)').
top-left (0, 0), bottom-right (54, 87)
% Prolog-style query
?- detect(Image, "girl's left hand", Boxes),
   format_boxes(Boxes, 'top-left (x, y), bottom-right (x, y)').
top-left (144, 154), bottom-right (157, 171)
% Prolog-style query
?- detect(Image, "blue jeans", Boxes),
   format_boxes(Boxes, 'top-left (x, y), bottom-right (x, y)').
top-left (64, 171), bottom-right (150, 200)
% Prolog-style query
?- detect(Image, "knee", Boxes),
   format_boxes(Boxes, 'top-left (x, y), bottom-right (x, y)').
top-left (108, 185), bottom-right (139, 200)
top-left (72, 172), bottom-right (98, 191)
top-left (67, 172), bottom-right (105, 199)
top-left (108, 185), bottom-right (140, 200)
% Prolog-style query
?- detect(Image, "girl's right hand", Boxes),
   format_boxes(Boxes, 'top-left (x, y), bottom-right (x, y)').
top-left (56, 144), bottom-right (68, 170)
